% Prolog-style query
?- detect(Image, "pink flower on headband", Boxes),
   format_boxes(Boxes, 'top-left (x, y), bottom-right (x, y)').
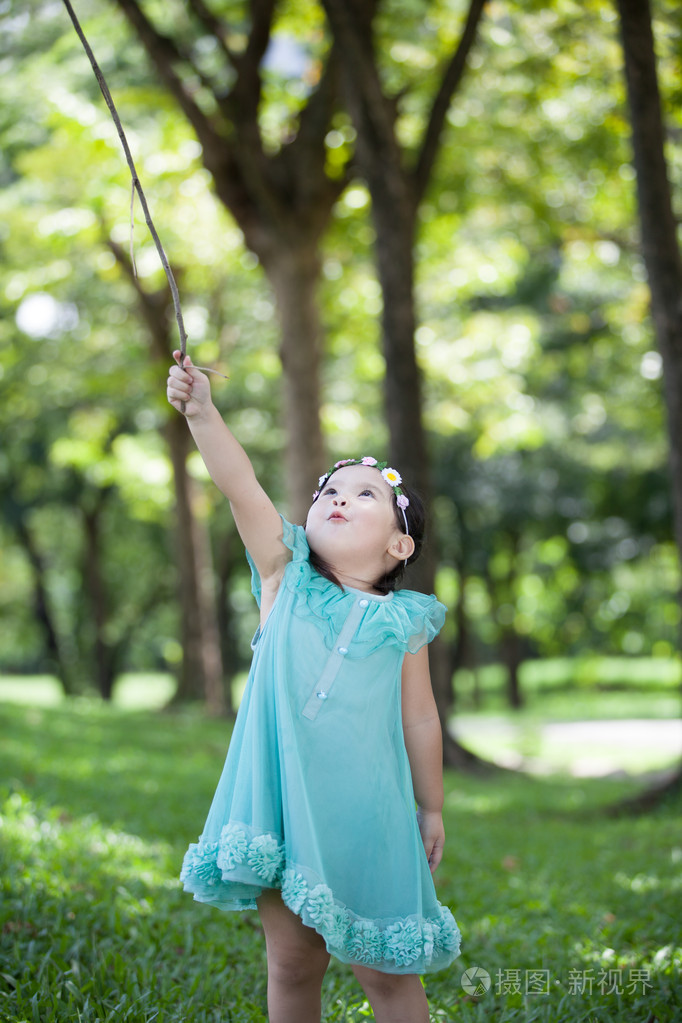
top-left (360, 456), bottom-right (378, 466)
top-left (396, 494), bottom-right (409, 510)
top-left (334, 459), bottom-right (354, 468)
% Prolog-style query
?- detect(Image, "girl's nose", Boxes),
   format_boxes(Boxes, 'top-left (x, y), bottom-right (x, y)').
top-left (333, 494), bottom-right (347, 505)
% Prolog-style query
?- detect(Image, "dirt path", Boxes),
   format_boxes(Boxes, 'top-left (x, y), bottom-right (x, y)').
top-left (450, 716), bottom-right (682, 777)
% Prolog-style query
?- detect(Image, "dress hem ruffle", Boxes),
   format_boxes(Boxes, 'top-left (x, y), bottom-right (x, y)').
top-left (180, 826), bottom-right (461, 976)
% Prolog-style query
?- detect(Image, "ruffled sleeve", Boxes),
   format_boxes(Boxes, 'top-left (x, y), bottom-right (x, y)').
top-left (246, 515), bottom-right (309, 608)
top-left (372, 590), bottom-right (446, 654)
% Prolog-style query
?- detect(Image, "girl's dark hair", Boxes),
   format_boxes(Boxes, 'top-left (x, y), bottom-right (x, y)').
top-left (307, 480), bottom-right (426, 595)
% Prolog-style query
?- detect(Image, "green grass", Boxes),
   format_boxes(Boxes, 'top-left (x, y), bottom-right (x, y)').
top-left (1, 698), bottom-right (681, 1022)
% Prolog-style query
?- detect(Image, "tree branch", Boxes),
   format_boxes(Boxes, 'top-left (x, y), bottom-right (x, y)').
top-left (413, 0), bottom-right (488, 202)
top-left (244, 0), bottom-right (278, 69)
top-left (277, 44), bottom-right (348, 214)
top-left (185, 0), bottom-right (239, 72)
top-left (293, 44), bottom-right (337, 151)
top-left (113, 0), bottom-right (287, 241)
top-left (106, 236), bottom-right (169, 347)
top-left (112, 0), bottom-right (221, 159)
top-left (320, 0), bottom-right (401, 190)
top-left (225, 0), bottom-right (276, 125)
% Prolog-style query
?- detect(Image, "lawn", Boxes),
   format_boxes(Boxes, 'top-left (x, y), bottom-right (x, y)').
top-left (0, 685), bottom-right (680, 1022)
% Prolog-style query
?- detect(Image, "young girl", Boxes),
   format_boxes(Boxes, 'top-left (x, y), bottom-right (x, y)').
top-left (167, 354), bottom-right (461, 1023)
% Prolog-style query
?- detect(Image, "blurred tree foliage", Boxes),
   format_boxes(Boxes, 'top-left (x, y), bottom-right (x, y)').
top-left (0, 0), bottom-right (680, 717)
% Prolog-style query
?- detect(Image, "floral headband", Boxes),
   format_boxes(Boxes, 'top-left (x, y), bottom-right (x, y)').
top-left (312, 456), bottom-right (410, 535)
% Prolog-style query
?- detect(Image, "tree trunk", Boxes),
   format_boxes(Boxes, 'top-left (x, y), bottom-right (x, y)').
top-left (165, 414), bottom-right (226, 714)
top-left (265, 246), bottom-right (326, 524)
top-left (321, 0), bottom-right (489, 767)
top-left (82, 503), bottom-right (118, 700)
top-left (501, 630), bottom-right (523, 711)
top-left (484, 554), bottom-right (524, 711)
top-left (372, 202), bottom-right (431, 495)
top-left (215, 527), bottom-right (239, 715)
top-left (107, 239), bottom-right (226, 712)
top-left (451, 572), bottom-right (482, 711)
top-left (15, 517), bottom-right (76, 695)
top-left (616, 0), bottom-right (682, 556)
top-left (371, 198), bottom-right (488, 763)
top-left (614, 0), bottom-right (682, 805)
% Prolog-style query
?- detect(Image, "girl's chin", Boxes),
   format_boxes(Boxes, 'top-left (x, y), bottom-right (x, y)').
top-left (307, 535), bottom-right (353, 566)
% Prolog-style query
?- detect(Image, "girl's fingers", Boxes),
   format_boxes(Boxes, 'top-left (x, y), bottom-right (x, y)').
top-left (173, 349), bottom-right (194, 368)
top-left (169, 365), bottom-right (193, 384)
top-left (168, 390), bottom-right (188, 405)
top-left (428, 844), bottom-right (443, 872)
top-left (168, 353), bottom-right (209, 416)
top-left (167, 366), bottom-right (195, 399)
top-left (167, 372), bottom-right (192, 399)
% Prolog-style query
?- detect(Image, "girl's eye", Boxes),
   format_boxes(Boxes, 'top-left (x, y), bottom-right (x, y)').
top-left (360, 489), bottom-right (375, 497)
top-left (323, 487), bottom-right (336, 496)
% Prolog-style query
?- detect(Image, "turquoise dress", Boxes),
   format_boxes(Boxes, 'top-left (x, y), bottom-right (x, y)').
top-left (180, 517), bottom-right (461, 974)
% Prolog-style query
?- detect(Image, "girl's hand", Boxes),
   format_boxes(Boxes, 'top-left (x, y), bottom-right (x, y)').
top-left (417, 808), bottom-right (445, 873)
top-left (167, 351), bottom-right (211, 418)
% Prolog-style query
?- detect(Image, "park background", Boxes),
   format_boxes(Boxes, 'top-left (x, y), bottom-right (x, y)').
top-left (1, 0), bottom-right (681, 1020)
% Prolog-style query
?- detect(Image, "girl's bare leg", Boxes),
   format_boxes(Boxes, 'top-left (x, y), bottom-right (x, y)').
top-left (257, 889), bottom-right (330, 1023)
top-left (351, 964), bottom-right (430, 1023)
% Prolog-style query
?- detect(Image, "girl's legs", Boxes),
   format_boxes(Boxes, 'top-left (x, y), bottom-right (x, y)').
top-left (351, 964), bottom-right (430, 1023)
top-left (257, 889), bottom-right (330, 1023)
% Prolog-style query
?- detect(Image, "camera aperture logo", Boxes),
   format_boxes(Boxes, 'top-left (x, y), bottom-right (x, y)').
top-left (461, 966), bottom-right (491, 996)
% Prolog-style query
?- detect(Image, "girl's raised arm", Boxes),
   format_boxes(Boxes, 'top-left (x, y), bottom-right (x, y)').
top-left (167, 353), bottom-right (290, 587)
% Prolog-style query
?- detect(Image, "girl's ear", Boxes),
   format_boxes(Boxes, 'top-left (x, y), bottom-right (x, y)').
top-left (389, 533), bottom-right (415, 563)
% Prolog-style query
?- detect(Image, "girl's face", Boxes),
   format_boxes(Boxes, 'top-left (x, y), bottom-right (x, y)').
top-left (305, 465), bottom-right (405, 573)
